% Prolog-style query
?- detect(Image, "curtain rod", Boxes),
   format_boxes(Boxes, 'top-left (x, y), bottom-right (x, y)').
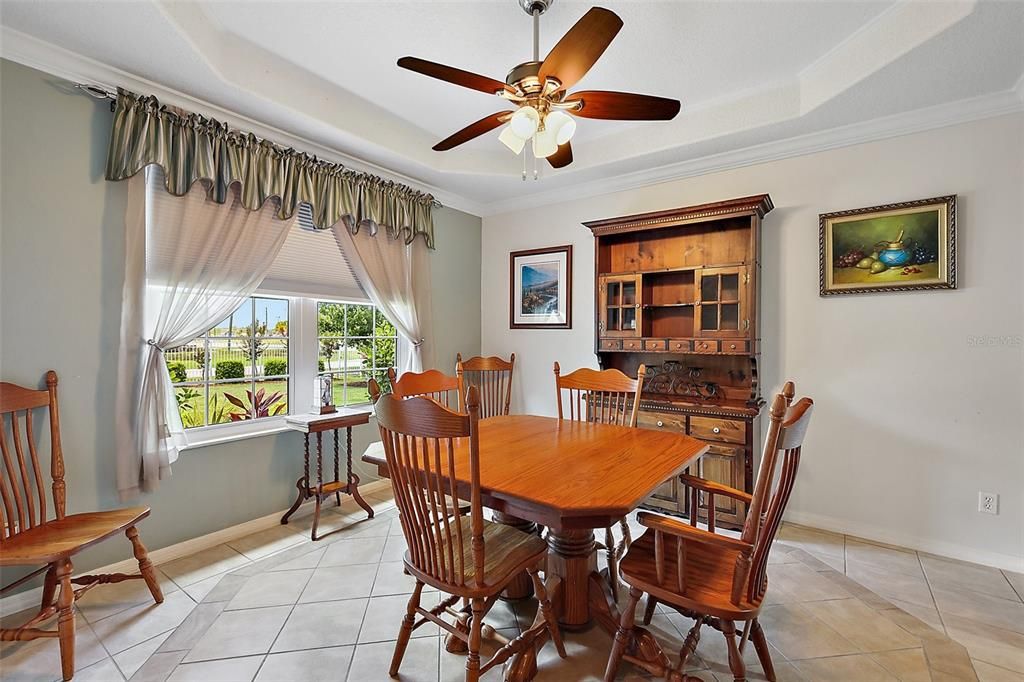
top-left (73, 81), bottom-right (445, 209)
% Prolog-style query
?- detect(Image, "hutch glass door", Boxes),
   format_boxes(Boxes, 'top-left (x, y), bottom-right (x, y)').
top-left (697, 266), bottom-right (746, 338)
top-left (600, 275), bottom-right (641, 337)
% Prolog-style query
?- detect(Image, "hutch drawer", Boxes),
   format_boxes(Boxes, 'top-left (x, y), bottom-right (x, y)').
top-left (693, 340), bottom-right (718, 354)
top-left (690, 416), bottom-right (745, 444)
top-left (721, 340), bottom-right (749, 354)
top-left (643, 339), bottom-right (668, 352)
top-left (637, 410), bottom-right (687, 432)
top-left (668, 339), bottom-right (691, 352)
top-left (622, 339), bottom-right (643, 351)
top-left (599, 339), bottom-right (622, 351)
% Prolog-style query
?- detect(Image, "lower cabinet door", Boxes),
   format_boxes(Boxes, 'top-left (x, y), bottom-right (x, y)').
top-left (694, 443), bottom-right (746, 526)
top-left (644, 476), bottom-right (683, 514)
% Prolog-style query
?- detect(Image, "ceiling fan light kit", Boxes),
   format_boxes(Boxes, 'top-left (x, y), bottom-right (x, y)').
top-left (397, 1), bottom-right (681, 175)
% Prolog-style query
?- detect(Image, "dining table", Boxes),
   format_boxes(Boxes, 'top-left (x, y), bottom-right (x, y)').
top-left (362, 413), bottom-right (708, 681)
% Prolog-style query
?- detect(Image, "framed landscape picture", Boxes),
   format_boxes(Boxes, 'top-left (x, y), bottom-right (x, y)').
top-left (510, 245), bottom-right (572, 329)
top-left (820, 195), bottom-right (956, 296)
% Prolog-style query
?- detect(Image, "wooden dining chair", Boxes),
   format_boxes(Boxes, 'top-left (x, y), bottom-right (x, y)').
top-left (386, 366), bottom-right (465, 411)
top-left (603, 382), bottom-right (814, 682)
top-left (376, 387), bottom-right (566, 681)
top-left (455, 353), bottom-right (515, 418)
top-left (0, 371), bottom-right (163, 681)
top-left (553, 361), bottom-right (646, 601)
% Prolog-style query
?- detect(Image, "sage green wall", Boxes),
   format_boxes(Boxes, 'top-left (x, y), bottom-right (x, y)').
top-left (0, 59), bottom-right (482, 582)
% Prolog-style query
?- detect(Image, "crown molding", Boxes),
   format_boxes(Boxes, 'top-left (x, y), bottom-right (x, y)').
top-left (0, 27), bottom-right (488, 217)
top-left (480, 87), bottom-right (1024, 217)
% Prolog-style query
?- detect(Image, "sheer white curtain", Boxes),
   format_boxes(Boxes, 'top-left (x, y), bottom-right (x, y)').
top-left (115, 168), bottom-right (293, 498)
top-left (332, 225), bottom-right (434, 372)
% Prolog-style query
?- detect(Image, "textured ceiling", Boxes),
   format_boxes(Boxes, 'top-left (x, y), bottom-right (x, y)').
top-left (1, 0), bottom-right (1022, 210)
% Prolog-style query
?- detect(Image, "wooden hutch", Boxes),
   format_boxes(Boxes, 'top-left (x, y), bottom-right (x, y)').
top-left (583, 194), bottom-right (773, 528)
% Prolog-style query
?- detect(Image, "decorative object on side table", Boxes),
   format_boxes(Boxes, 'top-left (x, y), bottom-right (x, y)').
top-left (281, 408), bottom-right (374, 540)
top-left (820, 195), bottom-right (956, 296)
top-left (510, 244), bottom-right (572, 329)
top-left (314, 374), bottom-right (336, 414)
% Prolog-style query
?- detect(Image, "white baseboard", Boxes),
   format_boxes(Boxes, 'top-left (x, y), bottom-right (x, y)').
top-left (784, 510), bottom-right (1024, 573)
top-left (0, 479), bottom-right (392, 616)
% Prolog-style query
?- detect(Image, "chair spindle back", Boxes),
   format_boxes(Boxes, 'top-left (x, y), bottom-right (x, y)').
top-left (375, 387), bottom-right (484, 588)
top-left (0, 371), bottom-right (66, 540)
top-left (387, 367), bottom-right (465, 411)
top-left (456, 353), bottom-right (515, 418)
top-left (742, 382), bottom-right (814, 603)
top-left (553, 362), bottom-right (646, 427)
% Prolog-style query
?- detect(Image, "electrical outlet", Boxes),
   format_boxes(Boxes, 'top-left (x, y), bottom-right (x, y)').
top-left (978, 492), bottom-right (999, 515)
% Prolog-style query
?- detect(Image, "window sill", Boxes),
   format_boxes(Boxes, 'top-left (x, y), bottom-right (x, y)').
top-left (180, 417), bottom-right (292, 451)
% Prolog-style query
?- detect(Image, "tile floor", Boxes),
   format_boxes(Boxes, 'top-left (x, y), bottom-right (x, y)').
top-left (2, 488), bottom-right (1022, 681)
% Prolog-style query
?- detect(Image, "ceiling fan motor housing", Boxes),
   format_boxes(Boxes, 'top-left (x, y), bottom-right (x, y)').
top-left (519, 0), bottom-right (554, 16)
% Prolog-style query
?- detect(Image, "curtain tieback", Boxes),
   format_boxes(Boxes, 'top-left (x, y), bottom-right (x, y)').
top-left (147, 339), bottom-right (166, 352)
top-left (411, 338), bottom-right (425, 348)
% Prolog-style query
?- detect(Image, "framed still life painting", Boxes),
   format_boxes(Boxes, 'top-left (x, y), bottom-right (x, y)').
top-left (820, 195), bottom-right (956, 296)
top-left (510, 245), bottom-right (572, 329)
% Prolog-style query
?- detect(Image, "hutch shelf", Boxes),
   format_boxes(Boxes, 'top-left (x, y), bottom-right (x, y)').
top-left (584, 194), bottom-right (773, 528)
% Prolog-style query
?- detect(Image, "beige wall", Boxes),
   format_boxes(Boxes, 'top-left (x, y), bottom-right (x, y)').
top-left (481, 113), bottom-right (1024, 570)
top-left (0, 59), bottom-right (482, 578)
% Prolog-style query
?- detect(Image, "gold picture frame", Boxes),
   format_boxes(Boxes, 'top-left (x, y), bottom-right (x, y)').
top-left (819, 195), bottom-right (956, 296)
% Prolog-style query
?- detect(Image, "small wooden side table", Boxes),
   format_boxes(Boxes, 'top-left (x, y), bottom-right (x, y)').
top-left (281, 408), bottom-right (375, 540)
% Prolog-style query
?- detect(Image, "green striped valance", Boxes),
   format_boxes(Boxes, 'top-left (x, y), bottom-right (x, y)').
top-left (105, 89), bottom-right (435, 248)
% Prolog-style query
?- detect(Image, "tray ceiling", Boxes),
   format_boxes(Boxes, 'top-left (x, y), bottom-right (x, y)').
top-left (1, 0), bottom-right (1022, 213)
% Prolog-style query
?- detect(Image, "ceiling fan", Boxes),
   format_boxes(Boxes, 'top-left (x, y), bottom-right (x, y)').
top-left (397, 0), bottom-right (680, 173)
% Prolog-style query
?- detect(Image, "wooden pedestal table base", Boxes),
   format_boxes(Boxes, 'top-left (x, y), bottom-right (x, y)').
top-left (280, 409), bottom-right (375, 540)
top-left (501, 528), bottom-right (673, 682)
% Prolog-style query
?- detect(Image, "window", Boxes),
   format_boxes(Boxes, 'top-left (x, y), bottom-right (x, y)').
top-left (156, 203), bottom-right (399, 441)
top-left (317, 302), bottom-right (398, 406)
top-left (167, 297), bottom-right (290, 428)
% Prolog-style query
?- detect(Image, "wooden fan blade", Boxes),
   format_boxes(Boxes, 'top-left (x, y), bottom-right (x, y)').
top-left (398, 56), bottom-right (512, 95)
top-left (539, 7), bottom-right (623, 91)
top-left (565, 90), bottom-right (681, 120)
top-left (547, 141), bottom-right (573, 169)
top-left (433, 112), bottom-right (510, 151)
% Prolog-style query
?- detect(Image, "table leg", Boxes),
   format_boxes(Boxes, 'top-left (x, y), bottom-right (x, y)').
top-left (333, 430), bottom-right (342, 507)
top-left (280, 434), bottom-right (311, 526)
top-left (545, 528), bottom-right (597, 630)
top-left (504, 527), bottom-right (672, 682)
top-left (345, 426), bottom-right (375, 519)
top-left (312, 432), bottom-right (324, 541)
top-left (503, 572), bottom-right (563, 682)
top-left (492, 512), bottom-right (538, 601)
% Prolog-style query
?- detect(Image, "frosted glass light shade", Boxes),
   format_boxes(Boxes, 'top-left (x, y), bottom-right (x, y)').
top-left (545, 110), bottom-right (577, 145)
top-left (498, 125), bottom-right (527, 154)
top-left (510, 106), bottom-right (539, 138)
top-left (532, 126), bottom-right (558, 158)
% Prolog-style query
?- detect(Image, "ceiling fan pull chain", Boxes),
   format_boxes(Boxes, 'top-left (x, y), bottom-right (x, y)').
top-left (522, 147), bottom-right (527, 181)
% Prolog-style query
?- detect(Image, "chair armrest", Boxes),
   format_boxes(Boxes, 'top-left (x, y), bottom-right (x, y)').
top-left (636, 511), bottom-right (752, 553)
top-left (678, 474), bottom-right (752, 505)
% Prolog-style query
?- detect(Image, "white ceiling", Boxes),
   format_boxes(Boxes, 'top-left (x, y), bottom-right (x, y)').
top-left (1, 0), bottom-right (1022, 213)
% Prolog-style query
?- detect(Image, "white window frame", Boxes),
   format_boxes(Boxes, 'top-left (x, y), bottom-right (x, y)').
top-left (179, 293), bottom-right (404, 451)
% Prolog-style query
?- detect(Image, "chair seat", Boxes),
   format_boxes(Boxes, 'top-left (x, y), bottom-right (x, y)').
top-left (619, 527), bottom-right (762, 619)
top-left (362, 440), bottom-right (385, 461)
top-left (404, 518), bottom-right (547, 594)
top-left (0, 507), bottom-right (150, 566)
